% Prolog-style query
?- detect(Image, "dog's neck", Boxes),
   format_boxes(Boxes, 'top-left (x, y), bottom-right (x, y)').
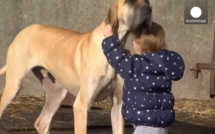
top-left (92, 22), bottom-right (106, 45)
top-left (90, 21), bottom-right (128, 67)
top-left (92, 21), bottom-right (128, 47)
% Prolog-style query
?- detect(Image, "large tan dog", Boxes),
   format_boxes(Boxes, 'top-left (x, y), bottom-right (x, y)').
top-left (0, 0), bottom-right (152, 134)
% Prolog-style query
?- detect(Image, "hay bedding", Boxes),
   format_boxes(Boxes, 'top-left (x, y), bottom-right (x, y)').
top-left (0, 97), bottom-right (215, 130)
top-left (174, 99), bottom-right (215, 127)
top-left (175, 99), bottom-right (215, 119)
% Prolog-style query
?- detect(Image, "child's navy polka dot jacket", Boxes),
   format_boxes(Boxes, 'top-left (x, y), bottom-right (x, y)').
top-left (102, 35), bottom-right (185, 127)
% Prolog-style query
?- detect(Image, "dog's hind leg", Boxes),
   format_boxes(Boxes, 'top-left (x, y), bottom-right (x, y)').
top-left (0, 45), bottom-right (30, 118)
top-left (34, 82), bottom-right (67, 134)
top-left (0, 68), bottom-right (26, 118)
top-left (32, 68), bottom-right (67, 134)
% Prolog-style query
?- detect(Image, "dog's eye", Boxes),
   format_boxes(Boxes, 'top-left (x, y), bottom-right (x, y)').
top-left (125, 0), bottom-right (136, 4)
top-left (125, 0), bottom-right (150, 5)
top-left (144, 0), bottom-right (150, 4)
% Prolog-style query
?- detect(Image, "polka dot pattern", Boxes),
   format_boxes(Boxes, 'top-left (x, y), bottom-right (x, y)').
top-left (102, 36), bottom-right (184, 127)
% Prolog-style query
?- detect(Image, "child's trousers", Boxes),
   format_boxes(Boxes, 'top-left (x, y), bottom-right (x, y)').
top-left (133, 125), bottom-right (168, 134)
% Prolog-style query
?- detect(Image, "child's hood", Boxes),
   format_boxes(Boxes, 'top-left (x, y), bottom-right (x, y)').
top-left (143, 49), bottom-right (185, 81)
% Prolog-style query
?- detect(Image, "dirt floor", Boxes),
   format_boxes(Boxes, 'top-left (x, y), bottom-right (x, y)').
top-left (0, 96), bottom-right (214, 134)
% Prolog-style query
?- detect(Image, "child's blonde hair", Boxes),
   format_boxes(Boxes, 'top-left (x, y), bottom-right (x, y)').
top-left (133, 22), bottom-right (166, 53)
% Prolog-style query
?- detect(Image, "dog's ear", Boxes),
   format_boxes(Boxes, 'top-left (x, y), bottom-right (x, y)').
top-left (104, 3), bottom-right (118, 27)
top-left (133, 6), bottom-right (152, 37)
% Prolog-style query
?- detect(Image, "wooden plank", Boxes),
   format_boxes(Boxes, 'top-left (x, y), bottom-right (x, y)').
top-left (1, 106), bottom-right (112, 131)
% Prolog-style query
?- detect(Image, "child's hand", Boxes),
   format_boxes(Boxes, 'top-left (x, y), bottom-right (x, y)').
top-left (103, 24), bottom-right (113, 38)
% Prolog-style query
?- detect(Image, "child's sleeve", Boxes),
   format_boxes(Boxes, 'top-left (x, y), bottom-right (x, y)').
top-left (102, 35), bottom-right (148, 79)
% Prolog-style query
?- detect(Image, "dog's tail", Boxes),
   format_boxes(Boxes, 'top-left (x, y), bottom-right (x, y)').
top-left (0, 65), bottom-right (6, 75)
